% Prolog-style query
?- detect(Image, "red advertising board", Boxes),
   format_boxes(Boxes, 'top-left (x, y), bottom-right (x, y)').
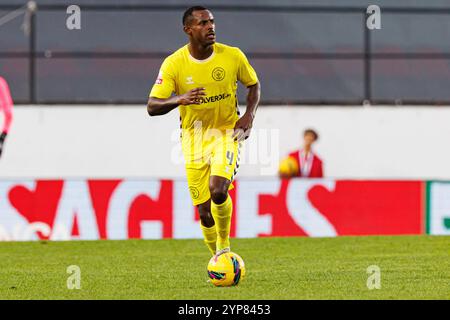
top-left (0, 179), bottom-right (424, 241)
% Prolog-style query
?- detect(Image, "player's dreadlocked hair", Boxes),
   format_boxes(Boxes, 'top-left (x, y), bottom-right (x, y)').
top-left (182, 6), bottom-right (208, 26)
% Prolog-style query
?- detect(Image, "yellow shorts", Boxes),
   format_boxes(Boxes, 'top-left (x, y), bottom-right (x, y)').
top-left (184, 132), bottom-right (241, 206)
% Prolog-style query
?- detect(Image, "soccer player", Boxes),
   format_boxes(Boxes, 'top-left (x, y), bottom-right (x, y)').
top-left (0, 76), bottom-right (13, 158)
top-left (147, 6), bottom-right (260, 257)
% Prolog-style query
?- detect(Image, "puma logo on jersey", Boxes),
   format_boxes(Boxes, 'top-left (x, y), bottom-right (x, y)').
top-left (186, 76), bottom-right (194, 84)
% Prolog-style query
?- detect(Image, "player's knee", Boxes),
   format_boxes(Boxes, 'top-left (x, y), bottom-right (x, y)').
top-left (210, 188), bottom-right (228, 205)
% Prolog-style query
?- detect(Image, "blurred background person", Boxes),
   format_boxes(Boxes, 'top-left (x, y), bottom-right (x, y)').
top-left (278, 129), bottom-right (323, 179)
top-left (0, 76), bottom-right (13, 158)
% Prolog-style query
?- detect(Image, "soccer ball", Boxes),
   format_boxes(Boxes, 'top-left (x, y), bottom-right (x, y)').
top-left (207, 252), bottom-right (245, 287)
top-left (278, 156), bottom-right (299, 177)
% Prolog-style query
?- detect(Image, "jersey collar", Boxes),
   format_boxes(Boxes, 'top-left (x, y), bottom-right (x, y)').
top-left (187, 44), bottom-right (216, 64)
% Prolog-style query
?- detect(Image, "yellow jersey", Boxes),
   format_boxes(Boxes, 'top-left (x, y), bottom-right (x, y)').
top-left (149, 42), bottom-right (258, 134)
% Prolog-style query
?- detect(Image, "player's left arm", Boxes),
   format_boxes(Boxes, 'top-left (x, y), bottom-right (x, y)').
top-left (233, 82), bottom-right (260, 141)
top-left (233, 48), bottom-right (261, 141)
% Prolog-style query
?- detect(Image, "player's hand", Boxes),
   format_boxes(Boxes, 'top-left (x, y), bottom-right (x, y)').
top-left (177, 87), bottom-right (206, 105)
top-left (233, 113), bottom-right (254, 142)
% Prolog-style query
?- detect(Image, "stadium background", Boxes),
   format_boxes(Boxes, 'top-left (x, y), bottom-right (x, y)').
top-left (0, 0), bottom-right (449, 241)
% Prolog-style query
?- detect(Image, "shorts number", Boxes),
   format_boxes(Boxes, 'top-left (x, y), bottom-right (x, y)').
top-left (226, 151), bottom-right (234, 165)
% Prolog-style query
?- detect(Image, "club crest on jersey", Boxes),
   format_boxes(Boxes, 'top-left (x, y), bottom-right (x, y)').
top-left (212, 67), bottom-right (225, 81)
top-left (186, 76), bottom-right (194, 84)
top-left (155, 71), bottom-right (163, 85)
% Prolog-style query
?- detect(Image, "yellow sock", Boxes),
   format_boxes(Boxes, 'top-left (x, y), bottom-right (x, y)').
top-left (200, 223), bottom-right (217, 256)
top-left (211, 195), bottom-right (232, 251)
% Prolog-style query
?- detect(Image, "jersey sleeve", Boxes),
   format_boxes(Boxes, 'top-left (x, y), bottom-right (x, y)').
top-left (149, 58), bottom-right (176, 99)
top-left (236, 48), bottom-right (258, 87)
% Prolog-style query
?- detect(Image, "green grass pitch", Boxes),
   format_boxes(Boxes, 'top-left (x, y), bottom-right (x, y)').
top-left (0, 235), bottom-right (449, 299)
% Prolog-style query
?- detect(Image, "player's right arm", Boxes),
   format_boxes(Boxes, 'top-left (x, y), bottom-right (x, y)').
top-left (147, 87), bottom-right (206, 116)
top-left (147, 57), bottom-right (205, 116)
